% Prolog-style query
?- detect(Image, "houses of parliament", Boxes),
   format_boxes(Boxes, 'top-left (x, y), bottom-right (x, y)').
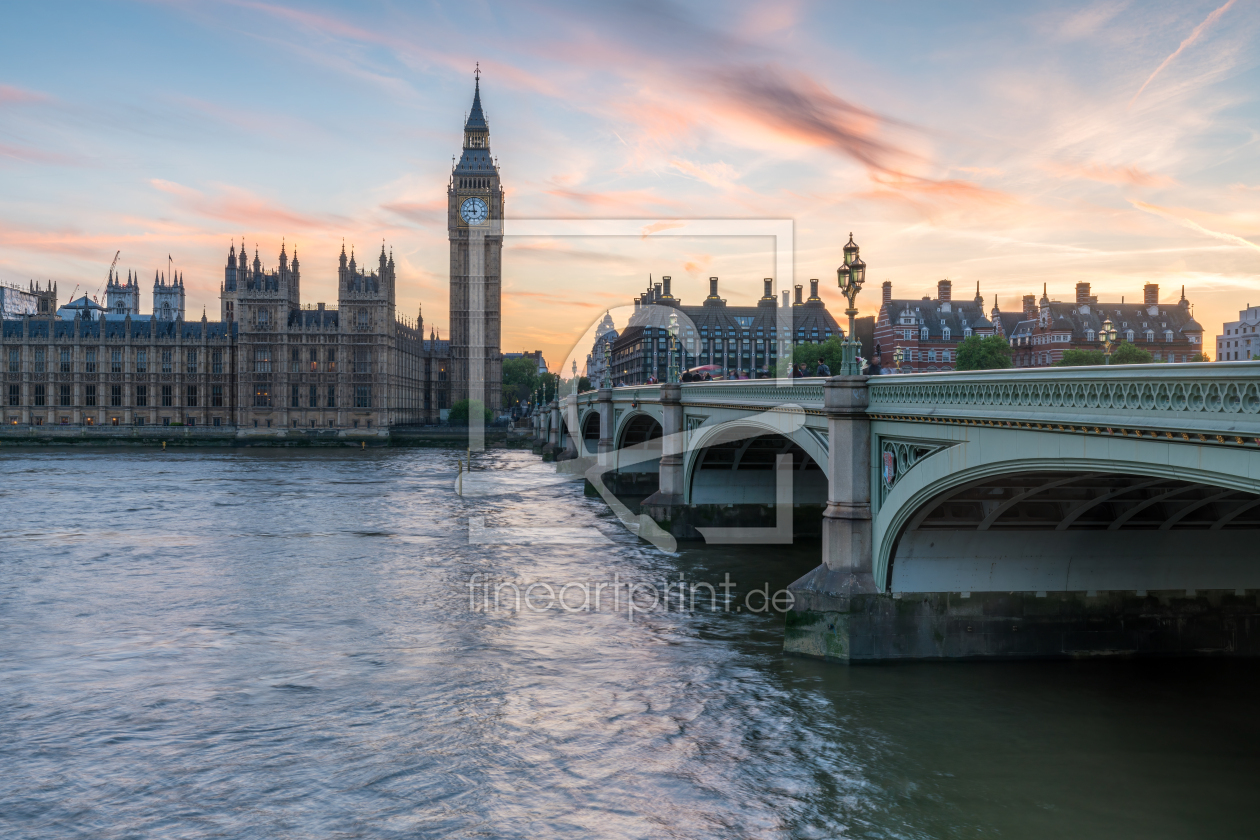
top-left (0, 77), bottom-right (504, 433)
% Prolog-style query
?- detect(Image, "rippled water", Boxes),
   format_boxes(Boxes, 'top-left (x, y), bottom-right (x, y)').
top-left (2, 447), bottom-right (1259, 839)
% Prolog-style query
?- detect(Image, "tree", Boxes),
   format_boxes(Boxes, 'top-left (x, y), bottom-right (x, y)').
top-left (1188, 352), bottom-right (1210, 363)
top-left (502, 357), bottom-right (541, 406)
top-left (1110, 341), bottom-right (1153, 365)
top-left (791, 336), bottom-right (845, 374)
top-left (955, 335), bottom-right (1012, 371)
top-left (447, 399), bottom-right (492, 425)
top-left (1055, 349), bottom-right (1105, 367)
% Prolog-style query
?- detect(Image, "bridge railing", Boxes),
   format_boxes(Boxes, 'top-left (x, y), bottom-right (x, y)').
top-left (868, 363), bottom-right (1260, 437)
top-left (679, 378), bottom-right (826, 408)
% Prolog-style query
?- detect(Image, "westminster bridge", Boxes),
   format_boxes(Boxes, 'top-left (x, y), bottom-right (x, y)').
top-left (530, 364), bottom-right (1260, 662)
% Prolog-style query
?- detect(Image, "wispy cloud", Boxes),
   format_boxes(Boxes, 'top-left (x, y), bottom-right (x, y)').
top-left (1129, 0), bottom-right (1237, 108)
top-left (1045, 161), bottom-right (1175, 187)
top-left (1131, 199), bottom-right (1260, 253)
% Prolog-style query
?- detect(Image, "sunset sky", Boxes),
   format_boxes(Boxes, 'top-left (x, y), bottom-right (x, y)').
top-left (2, 0), bottom-right (1258, 369)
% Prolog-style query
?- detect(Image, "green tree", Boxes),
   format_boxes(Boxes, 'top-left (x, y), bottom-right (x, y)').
top-left (790, 336), bottom-right (845, 374)
top-left (502, 357), bottom-right (541, 406)
top-left (1188, 352), bottom-right (1210, 363)
top-left (447, 399), bottom-right (492, 425)
top-left (1054, 348), bottom-right (1105, 367)
top-left (1110, 341), bottom-right (1153, 365)
top-left (955, 335), bottom-right (1013, 371)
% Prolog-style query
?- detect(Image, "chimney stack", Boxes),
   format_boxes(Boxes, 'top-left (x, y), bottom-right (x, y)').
top-left (1144, 283), bottom-right (1159, 305)
top-left (709, 277), bottom-right (719, 298)
top-left (794, 285), bottom-right (803, 305)
top-left (763, 278), bottom-right (773, 299)
top-left (882, 280), bottom-right (892, 304)
top-left (1076, 282), bottom-right (1091, 304)
top-left (1023, 294), bottom-right (1037, 319)
top-left (809, 279), bottom-right (820, 300)
top-left (782, 290), bottom-right (789, 308)
top-left (662, 276), bottom-right (672, 298)
top-left (937, 279), bottom-right (952, 302)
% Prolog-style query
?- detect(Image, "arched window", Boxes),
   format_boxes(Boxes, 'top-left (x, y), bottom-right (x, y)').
top-left (942, 327), bottom-right (951, 340)
top-left (1125, 329), bottom-right (1135, 341)
top-left (1164, 330), bottom-right (1174, 342)
top-left (964, 328), bottom-right (973, 338)
top-left (920, 328), bottom-right (929, 341)
top-left (1086, 329), bottom-right (1095, 341)
top-left (1145, 329), bottom-right (1155, 341)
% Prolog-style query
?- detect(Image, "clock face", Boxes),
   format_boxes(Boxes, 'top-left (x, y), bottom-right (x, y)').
top-left (460, 197), bottom-right (489, 225)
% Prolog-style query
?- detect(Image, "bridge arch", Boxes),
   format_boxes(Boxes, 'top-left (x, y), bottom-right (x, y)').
top-left (580, 408), bottom-right (600, 455)
top-left (874, 426), bottom-right (1260, 594)
top-left (612, 411), bottom-right (664, 495)
top-left (685, 423), bottom-right (827, 506)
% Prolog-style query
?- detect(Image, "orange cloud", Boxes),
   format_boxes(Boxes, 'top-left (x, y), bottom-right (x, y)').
top-left (1130, 199), bottom-right (1260, 252)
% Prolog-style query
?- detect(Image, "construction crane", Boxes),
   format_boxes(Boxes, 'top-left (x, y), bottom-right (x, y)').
top-left (83, 250), bottom-right (121, 306)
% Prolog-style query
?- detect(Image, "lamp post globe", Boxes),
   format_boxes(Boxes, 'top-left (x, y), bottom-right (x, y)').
top-left (1100, 318), bottom-right (1118, 365)
top-left (836, 233), bottom-right (866, 375)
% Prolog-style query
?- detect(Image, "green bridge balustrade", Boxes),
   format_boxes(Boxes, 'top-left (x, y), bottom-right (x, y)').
top-left (527, 363), bottom-right (1260, 662)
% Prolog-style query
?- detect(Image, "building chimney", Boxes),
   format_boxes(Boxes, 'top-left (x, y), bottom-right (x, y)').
top-left (763, 278), bottom-right (772, 298)
top-left (317, 302), bottom-right (325, 311)
top-left (809, 279), bottom-right (820, 300)
top-left (1144, 283), bottom-right (1159, 305)
top-left (709, 277), bottom-right (719, 298)
top-left (1076, 282), bottom-right (1091, 304)
top-left (794, 285), bottom-right (803, 305)
top-left (782, 290), bottom-right (789, 308)
top-left (937, 279), bottom-right (952, 302)
top-left (882, 280), bottom-right (892, 304)
top-left (653, 283), bottom-right (662, 301)
top-left (1022, 294), bottom-right (1037, 319)
top-left (662, 276), bottom-right (672, 298)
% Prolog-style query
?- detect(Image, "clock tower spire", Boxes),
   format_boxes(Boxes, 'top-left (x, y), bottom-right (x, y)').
top-left (448, 64), bottom-right (503, 414)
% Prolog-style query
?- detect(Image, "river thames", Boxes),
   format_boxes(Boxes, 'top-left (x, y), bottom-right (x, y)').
top-left (2, 447), bottom-right (1258, 839)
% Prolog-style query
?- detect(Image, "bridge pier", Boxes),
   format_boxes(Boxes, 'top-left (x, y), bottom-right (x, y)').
top-left (784, 375), bottom-right (885, 662)
top-left (556, 394), bottom-right (580, 461)
top-left (596, 388), bottom-right (613, 468)
top-left (541, 400), bottom-right (561, 458)
top-left (642, 383), bottom-right (686, 515)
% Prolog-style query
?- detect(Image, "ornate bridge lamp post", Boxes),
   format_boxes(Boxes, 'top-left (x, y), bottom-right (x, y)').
top-left (667, 311), bottom-right (680, 383)
top-left (601, 342), bottom-right (612, 389)
top-left (893, 345), bottom-right (906, 374)
top-left (1100, 318), bottom-right (1118, 365)
top-left (836, 233), bottom-right (867, 375)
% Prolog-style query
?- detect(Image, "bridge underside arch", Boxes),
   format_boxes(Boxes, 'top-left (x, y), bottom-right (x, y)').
top-left (581, 410), bottom-right (600, 455)
top-left (612, 413), bottom-right (662, 496)
top-left (688, 427), bottom-right (827, 505)
top-left (889, 469), bottom-right (1260, 594)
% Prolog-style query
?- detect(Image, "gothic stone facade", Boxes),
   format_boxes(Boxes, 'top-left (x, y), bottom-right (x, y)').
top-left (1, 244), bottom-right (451, 431)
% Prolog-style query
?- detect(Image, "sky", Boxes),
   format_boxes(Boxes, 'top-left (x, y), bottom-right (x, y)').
top-left (1, 0), bottom-right (1258, 369)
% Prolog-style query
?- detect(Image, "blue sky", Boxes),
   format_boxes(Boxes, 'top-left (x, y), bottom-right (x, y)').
top-left (2, 1), bottom-right (1258, 366)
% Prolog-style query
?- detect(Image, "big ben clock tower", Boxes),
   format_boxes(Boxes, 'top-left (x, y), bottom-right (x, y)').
top-left (448, 67), bottom-right (503, 412)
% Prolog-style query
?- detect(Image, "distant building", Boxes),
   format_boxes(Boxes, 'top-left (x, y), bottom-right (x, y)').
top-left (1007, 283), bottom-right (1203, 367)
top-left (611, 275), bottom-right (840, 384)
top-left (503, 350), bottom-right (547, 374)
top-left (873, 279), bottom-right (996, 373)
top-left (584, 311), bottom-right (618, 385)
top-left (1215, 303), bottom-right (1260, 361)
top-left (1, 282), bottom-right (55, 318)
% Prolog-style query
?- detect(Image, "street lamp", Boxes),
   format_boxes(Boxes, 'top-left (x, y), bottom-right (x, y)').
top-left (836, 232), bottom-right (866, 375)
top-left (667, 311), bottom-right (680, 383)
top-left (601, 341), bottom-right (612, 389)
top-left (1100, 318), bottom-right (1118, 364)
top-left (893, 345), bottom-right (906, 374)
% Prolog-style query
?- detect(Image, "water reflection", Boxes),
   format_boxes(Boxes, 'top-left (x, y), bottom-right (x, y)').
top-left (0, 447), bottom-right (1257, 839)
